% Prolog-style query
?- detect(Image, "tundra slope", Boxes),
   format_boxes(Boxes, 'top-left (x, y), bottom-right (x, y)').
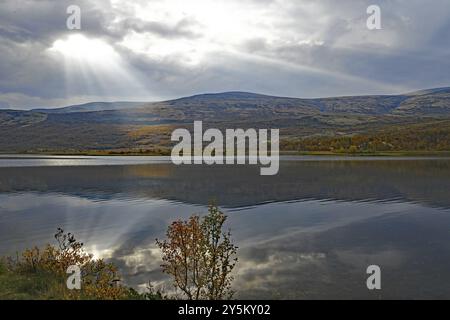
top-left (1, 87), bottom-right (450, 153)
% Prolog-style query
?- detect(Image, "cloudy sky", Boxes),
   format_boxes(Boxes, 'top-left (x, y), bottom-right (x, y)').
top-left (1, 0), bottom-right (450, 109)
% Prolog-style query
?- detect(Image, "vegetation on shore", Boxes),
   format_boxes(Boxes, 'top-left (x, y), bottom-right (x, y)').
top-left (9, 148), bottom-right (171, 156)
top-left (5, 149), bottom-right (450, 158)
top-left (0, 205), bottom-right (237, 300)
top-left (281, 120), bottom-right (450, 154)
top-left (282, 150), bottom-right (450, 157)
top-left (0, 228), bottom-right (162, 300)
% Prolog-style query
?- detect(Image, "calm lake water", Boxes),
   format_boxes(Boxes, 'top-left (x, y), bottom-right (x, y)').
top-left (1, 155), bottom-right (450, 299)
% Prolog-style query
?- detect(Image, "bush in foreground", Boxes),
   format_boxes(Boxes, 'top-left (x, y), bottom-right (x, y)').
top-left (0, 204), bottom-right (238, 300)
top-left (157, 204), bottom-right (238, 300)
top-left (0, 228), bottom-right (161, 300)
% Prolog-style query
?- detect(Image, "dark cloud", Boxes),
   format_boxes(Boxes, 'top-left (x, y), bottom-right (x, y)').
top-left (0, 0), bottom-right (450, 109)
top-left (0, 1), bottom-right (115, 44)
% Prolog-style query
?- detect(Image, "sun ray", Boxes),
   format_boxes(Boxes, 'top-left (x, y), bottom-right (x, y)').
top-left (47, 34), bottom-right (153, 102)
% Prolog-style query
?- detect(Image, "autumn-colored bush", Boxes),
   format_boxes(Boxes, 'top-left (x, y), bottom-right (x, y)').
top-left (157, 204), bottom-right (238, 300)
top-left (4, 228), bottom-right (145, 300)
top-left (2, 206), bottom-right (240, 300)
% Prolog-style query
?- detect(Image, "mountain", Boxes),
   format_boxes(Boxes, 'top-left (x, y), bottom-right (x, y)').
top-left (405, 87), bottom-right (450, 96)
top-left (1, 87), bottom-right (450, 153)
top-left (148, 88), bottom-right (450, 117)
top-left (25, 87), bottom-right (450, 117)
top-left (393, 87), bottom-right (450, 115)
top-left (32, 101), bottom-right (147, 113)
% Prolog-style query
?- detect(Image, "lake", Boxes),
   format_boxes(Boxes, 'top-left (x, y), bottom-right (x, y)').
top-left (1, 155), bottom-right (450, 299)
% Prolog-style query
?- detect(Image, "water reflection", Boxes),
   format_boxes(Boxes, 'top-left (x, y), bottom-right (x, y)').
top-left (1, 160), bottom-right (450, 208)
top-left (1, 159), bottom-right (450, 299)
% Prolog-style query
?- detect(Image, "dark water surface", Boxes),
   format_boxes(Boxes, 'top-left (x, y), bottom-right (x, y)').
top-left (1, 156), bottom-right (450, 299)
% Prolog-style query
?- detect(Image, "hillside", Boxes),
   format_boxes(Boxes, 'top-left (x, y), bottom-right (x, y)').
top-left (1, 87), bottom-right (450, 153)
top-left (32, 101), bottom-right (147, 113)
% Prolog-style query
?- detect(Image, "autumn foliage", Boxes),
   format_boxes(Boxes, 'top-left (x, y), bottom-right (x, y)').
top-left (1, 207), bottom-right (239, 300)
top-left (6, 228), bottom-right (135, 300)
top-left (157, 204), bottom-right (238, 300)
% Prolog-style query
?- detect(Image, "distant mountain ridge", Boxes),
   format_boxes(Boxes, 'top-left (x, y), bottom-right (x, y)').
top-left (1, 87), bottom-right (450, 153)
top-left (15, 86), bottom-right (450, 116)
top-left (32, 101), bottom-right (147, 113)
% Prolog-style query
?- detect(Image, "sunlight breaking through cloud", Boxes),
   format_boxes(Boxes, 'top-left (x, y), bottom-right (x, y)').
top-left (1, 0), bottom-right (450, 108)
top-left (48, 33), bottom-right (152, 101)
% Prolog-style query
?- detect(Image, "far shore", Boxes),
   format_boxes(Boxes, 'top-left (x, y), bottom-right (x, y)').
top-left (1, 150), bottom-right (450, 158)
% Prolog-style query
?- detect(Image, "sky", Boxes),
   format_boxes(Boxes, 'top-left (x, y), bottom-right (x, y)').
top-left (1, 0), bottom-right (450, 109)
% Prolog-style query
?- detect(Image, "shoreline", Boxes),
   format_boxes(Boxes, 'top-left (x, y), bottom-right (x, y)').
top-left (1, 150), bottom-right (450, 158)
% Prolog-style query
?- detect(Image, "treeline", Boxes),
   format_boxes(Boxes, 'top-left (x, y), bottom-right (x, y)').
top-left (281, 123), bottom-right (450, 153)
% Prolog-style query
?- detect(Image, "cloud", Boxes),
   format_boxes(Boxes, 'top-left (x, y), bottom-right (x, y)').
top-left (1, 0), bottom-right (450, 109)
top-left (119, 17), bottom-right (201, 39)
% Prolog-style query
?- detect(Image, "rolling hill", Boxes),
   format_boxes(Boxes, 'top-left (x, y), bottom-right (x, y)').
top-left (1, 87), bottom-right (450, 153)
top-left (32, 101), bottom-right (147, 114)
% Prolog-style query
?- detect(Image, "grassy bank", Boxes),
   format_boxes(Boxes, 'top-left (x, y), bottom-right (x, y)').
top-left (0, 259), bottom-right (161, 300)
top-left (0, 206), bottom-right (236, 300)
top-left (0, 260), bottom-right (83, 300)
top-left (0, 229), bottom-right (162, 300)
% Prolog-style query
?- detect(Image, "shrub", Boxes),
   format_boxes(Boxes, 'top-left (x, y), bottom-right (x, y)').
top-left (5, 228), bottom-right (134, 300)
top-left (157, 204), bottom-right (238, 300)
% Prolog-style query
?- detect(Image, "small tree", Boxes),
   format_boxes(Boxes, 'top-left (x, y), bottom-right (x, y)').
top-left (156, 204), bottom-right (238, 300)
